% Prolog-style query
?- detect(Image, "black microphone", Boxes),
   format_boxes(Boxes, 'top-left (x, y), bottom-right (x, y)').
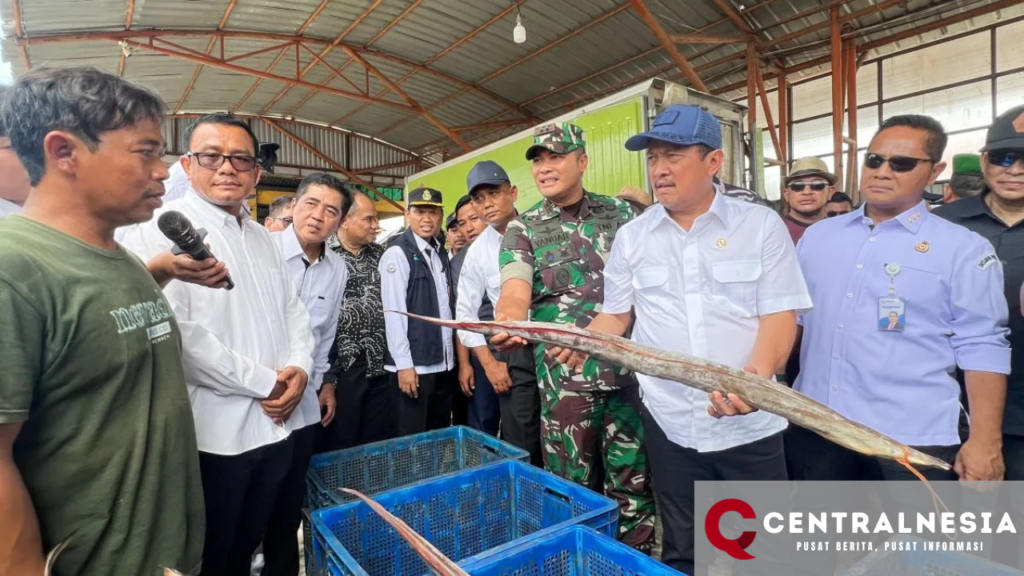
top-left (157, 210), bottom-right (235, 290)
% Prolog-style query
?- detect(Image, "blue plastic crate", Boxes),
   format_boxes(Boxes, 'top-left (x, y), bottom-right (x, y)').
top-left (841, 535), bottom-right (1024, 576)
top-left (306, 426), bottom-right (530, 510)
top-left (311, 460), bottom-right (619, 576)
top-left (462, 525), bottom-right (684, 576)
top-left (304, 427), bottom-right (529, 575)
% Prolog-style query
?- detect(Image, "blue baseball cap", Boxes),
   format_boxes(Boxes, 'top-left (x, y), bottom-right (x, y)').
top-left (467, 160), bottom-right (510, 196)
top-left (624, 104), bottom-right (722, 152)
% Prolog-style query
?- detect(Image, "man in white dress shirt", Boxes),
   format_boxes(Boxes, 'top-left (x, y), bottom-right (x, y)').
top-left (456, 160), bottom-right (541, 464)
top-left (380, 186), bottom-right (456, 436)
top-left (120, 113), bottom-right (315, 576)
top-left (263, 173), bottom-right (349, 576)
top-left (550, 105), bottom-right (812, 575)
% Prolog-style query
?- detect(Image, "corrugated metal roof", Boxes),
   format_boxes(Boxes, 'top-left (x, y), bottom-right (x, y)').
top-left (3, 0), bottom-right (1020, 170)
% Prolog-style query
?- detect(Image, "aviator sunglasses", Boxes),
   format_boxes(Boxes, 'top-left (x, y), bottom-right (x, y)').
top-left (987, 149), bottom-right (1024, 168)
top-left (864, 152), bottom-right (933, 173)
top-left (788, 182), bottom-right (829, 192)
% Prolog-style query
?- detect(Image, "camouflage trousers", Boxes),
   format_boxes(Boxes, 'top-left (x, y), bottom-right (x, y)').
top-left (540, 382), bottom-right (657, 549)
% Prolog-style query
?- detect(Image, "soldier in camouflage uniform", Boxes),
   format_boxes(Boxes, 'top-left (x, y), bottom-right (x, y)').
top-left (492, 122), bottom-right (656, 551)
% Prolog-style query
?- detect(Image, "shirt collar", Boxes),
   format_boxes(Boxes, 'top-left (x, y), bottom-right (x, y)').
top-left (853, 199), bottom-right (930, 234)
top-left (951, 193), bottom-right (992, 219)
top-left (651, 183), bottom-right (731, 230)
top-left (413, 232), bottom-right (439, 253)
top-left (185, 187), bottom-right (253, 228)
top-left (540, 191), bottom-right (593, 221)
top-left (282, 224), bottom-right (306, 261)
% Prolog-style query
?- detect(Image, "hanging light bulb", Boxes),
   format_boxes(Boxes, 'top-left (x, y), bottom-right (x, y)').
top-left (513, 12), bottom-right (526, 44)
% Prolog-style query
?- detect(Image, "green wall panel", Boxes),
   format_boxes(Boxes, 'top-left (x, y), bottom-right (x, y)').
top-left (406, 98), bottom-right (647, 218)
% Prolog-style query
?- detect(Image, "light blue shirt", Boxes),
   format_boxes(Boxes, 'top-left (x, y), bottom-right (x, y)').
top-left (794, 200), bottom-right (1011, 447)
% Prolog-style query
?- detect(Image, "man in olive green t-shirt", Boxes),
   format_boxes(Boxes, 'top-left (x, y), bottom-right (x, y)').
top-left (0, 68), bottom-right (215, 576)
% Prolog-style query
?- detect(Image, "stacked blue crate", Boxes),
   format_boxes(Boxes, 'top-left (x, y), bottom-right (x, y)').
top-left (302, 427), bottom-right (529, 576)
top-left (310, 460), bottom-right (619, 576)
top-left (841, 535), bottom-right (1024, 576)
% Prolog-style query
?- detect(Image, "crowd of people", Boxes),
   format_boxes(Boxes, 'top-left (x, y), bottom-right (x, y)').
top-left (1, 63), bottom-right (1024, 576)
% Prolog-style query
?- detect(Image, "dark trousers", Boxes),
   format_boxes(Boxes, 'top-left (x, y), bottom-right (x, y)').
top-left (323, 357), bottom-right (394, 452)
top-left (785, 423), bottom-right (959, 482)
top-left (467, 354), bottom-right (501, 436)
top-left (643, 409), bottom-right (789, 576)
top-left (494, 346), bottom-right (542, 466)
top-left (198, 436), bottom-right (293, 576)
top-left (784, 424), bottom-right (959, 576)
top-left (452, 364), bottom-right (469, 427)
top-left (261, 424), bottom-right (317, 576)
top-left (392, 368), bottom-right (455, 437)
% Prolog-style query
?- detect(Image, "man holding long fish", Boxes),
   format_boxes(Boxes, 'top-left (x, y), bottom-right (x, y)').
top-left (541, 104), bottom-right (813, 575)
top-left (491, 122), bottom-right (657, 552)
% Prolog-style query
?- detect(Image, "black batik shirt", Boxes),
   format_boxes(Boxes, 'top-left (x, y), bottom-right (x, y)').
top-left (933, 193), bottom-right (1024, 436)
top-left (326, 241), bottom-right (388, 380)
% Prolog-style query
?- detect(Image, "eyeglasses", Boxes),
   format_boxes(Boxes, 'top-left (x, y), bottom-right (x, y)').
top-left (864, 152), bottom-right (933, 173)
top-left (987, 149), bottom-right (1024, 168)
top-left (789, 182), bottom-right (829, 192)
top-left (273, 216), bottom-right (293, 225)
top-left (187, 152), bottom-right (258, 172)
top-left (826, 209), bottom-right (851, 218)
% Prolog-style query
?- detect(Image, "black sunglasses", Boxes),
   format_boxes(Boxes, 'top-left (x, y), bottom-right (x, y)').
top-left (826, 209), bottom-right (850, 218)
top-left (864, 152), bottom-right (933, 173)
top-left (789, 182), bottom-right (829, 192)
top-left (988, 149), bottom-right (1024, 168)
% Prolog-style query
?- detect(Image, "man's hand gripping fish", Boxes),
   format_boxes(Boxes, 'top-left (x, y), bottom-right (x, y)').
top-left (397, 312), bottom-right (951, 472)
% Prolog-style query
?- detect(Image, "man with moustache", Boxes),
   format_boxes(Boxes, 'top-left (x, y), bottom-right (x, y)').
top-left (0, 67), bottom-right (205, 576)
top-left (491, 122), bottom-right (656, 551)
top-left (326, 190), bottom-right (393, 449)
top-left (263, 173), bottom-right (350, 576)
top-left (547, 105), bottom-right (811, 574)
top-left (933, 105), bottom-right (1024, 480)
top-left (782, 157), bottom-right (837, 243)
top-left (446, 212), bottom-right (467, 257)
top-left (380, 187), bottom-right (456, 436)
top-left (120, 113), bottom-right (315, 576)
top-left (0, 92), bottom-right (30, 219)
top-left (456, 160), bottom-right (541, 462)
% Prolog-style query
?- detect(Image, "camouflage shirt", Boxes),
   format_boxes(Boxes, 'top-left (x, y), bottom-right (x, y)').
top-left (499, 191), bottom-right (637, 392)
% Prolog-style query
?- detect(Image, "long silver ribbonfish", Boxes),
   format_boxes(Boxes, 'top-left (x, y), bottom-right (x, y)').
top-left (397, 312), bottom-right (951, 472)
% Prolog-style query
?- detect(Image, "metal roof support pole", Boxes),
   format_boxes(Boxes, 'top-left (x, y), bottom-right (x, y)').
top-left (119, 0), bottom-right (137, 76)
top-left (630, 0), bottom-right (709, 92)
top-left (830, 7), bottom-right (845, 188)
top-left (845, 36), bottom-right (859, 199)
top-left (263, 119), bottom-right (403, 212)
top-left (12, 0), bottom-right (30, 69)
top-left (746, 42), bottom-right (757, 135)
top-left (778, 71), bottom-right (789, 177)
top-left (753, 58), bottom-right (782, 163)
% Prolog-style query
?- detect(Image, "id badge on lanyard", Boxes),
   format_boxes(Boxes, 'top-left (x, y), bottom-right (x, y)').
top-left (878, 262), bottom-right (905, 332)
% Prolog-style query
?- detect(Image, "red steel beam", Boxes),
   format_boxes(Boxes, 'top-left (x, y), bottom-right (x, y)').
top-left (778, 72), bottom-right (788, 174)
top-left (298, 0), bottom-right (332, 35)
top-left (224, 41), bottom-right (295, 64)
top-left (232, 46), bottom-right (291, 112)
top-left (119, 0), bottom-right (137, 76)
top-left (746, 43), bottom-right (757, 131)
top-left (174, 0), bottom-right (239, 114)
top-left (353, 158), bottom-right (419, 174)
top-left (711, 0), bottom-right (754, 34)
top-left (12, 0), bottom-right (30, 69)
top-left (857, 0), bottom-right (1022, 53)
top-left (326, 2), bottom-right (522, 125)
top-left (830, 7), bottom-right (844, 185)
top-left (262, 119), bottom-right (403, 211)
top-left (845, 36), bottom-right (859, 197)
top-left (375, 3), bottom-right (634, 139)
top-left (753, 62), bottom-right (782, 162)
top-left (115, 38), bottom-right (415, 111)
top-left (261, 0), bottom-right (386, 115)
top-left (629, 0), bottom-right (709, 91)
top-left (366, 0), bottom-right (425, 47)
top-left (341, 47), bottom-right (471, 152)
top-left (671, 33), bottom-right (747, 45)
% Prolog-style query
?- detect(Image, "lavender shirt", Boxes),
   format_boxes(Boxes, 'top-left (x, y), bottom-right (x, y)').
top-left (794, 200), bottom-right (1010, 447)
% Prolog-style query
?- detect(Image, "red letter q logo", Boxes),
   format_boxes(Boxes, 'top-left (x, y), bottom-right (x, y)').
top-left (705, 498), bottom-right (757, 560)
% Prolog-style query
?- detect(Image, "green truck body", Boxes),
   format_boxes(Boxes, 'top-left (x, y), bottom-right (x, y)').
top-left (403, 78), bottom-right (754, 218)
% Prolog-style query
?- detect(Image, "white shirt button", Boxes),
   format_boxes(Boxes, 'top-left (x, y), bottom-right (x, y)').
top-left (833, 354), bottom-right (840, 360)
top-left (869, 237), bottom-right (877, 242)
top-left (856, 264), bottom-right (864, 270)
top-left (837, 324), bottom-right (844, 329)
top-left (846, 293), bottom-right (853, 298)
top-left (832, 386), bottom-right (839, 391)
